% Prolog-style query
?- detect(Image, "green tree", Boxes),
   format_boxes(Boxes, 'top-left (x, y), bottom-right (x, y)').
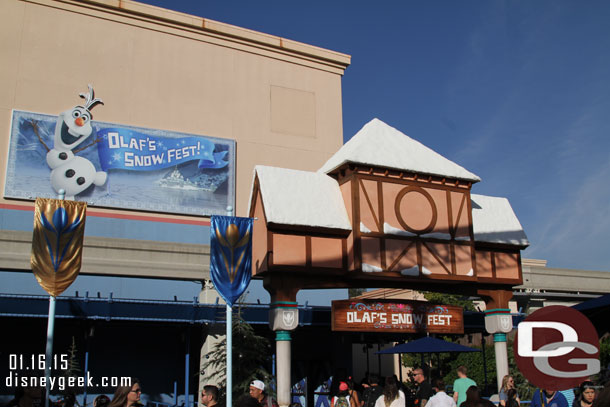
top-left (348, 288), bottom-right (366, 298)
top-left (506, 340), bottom-right (535, 400)
top-left (441, 344), bottom-right (496, 393)
top-left (202, 306), bottom-right (273, 403)
top-left (423, 292), bottom-right (476, 312)
top-left (53, 336), bottom-right (82, 404)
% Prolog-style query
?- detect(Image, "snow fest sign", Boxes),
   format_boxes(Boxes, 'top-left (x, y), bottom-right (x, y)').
top-left (5, 104), bottom-right (235, 216)
top-left (331, 299), bottom-right (464, 334)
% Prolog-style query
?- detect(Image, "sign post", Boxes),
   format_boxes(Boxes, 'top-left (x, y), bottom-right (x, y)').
top-left (210, 211), bottom-right (253, 405)
top-left (31, 194), bottom-right (87, 407)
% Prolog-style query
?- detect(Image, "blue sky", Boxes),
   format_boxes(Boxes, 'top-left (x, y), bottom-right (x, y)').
top-left (136, 0), bottom-right (610, 272)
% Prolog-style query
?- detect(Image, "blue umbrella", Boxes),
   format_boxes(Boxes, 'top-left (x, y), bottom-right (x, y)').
top-left (376, 336), bottom-right (480, 354)
top-left (376, 336), bottom-right (480, 386)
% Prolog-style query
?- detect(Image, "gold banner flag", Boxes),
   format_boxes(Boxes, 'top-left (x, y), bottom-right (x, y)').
top-left (31, 198), bottom-right (87, 297)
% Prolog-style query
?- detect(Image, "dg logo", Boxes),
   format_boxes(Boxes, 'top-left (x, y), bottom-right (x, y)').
top-left (514, 306), bottom-right (600, 390)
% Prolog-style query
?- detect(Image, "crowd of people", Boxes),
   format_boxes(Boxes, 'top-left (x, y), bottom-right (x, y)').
top-left (7, 371), bottom-right (610, 407)
top-left (316, 366), bottom-right (610, 407)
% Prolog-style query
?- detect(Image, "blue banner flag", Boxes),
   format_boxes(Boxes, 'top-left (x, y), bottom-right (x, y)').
top-left (97, 128), bottom-right (229, 171)
top-left (210, 216), bottom-right (253, 307)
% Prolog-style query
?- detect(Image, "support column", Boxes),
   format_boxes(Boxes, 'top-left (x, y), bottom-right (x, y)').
top-left (478, 289), bottom-right (513, 392)
top-left (276, 331), bottom-right (292, 407)
top-left (266, 279), bottom-right (299, 407)
top-left (493, 333), bottom-right (508, 391)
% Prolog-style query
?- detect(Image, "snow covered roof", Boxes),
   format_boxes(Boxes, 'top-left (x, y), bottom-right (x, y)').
top-left (319, 118), bottom-right (481, 182)
top-left (471, 194), bottom-right (529, 247)
top-left (251, 165), bottom-right (352, 231)
top-left (249, 169), bottom-right (527, 247)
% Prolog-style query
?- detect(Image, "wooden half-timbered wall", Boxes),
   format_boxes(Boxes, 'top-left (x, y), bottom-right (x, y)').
top-left (340, 165), bottom-right (476, 281)
top-left (249, 164), bottom-right (523, 292)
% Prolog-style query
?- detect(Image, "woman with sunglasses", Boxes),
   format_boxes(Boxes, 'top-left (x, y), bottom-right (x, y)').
top-left (108, 378), bottom-right (142, 407)
top-left (499, 376), bottom-right (519, 407)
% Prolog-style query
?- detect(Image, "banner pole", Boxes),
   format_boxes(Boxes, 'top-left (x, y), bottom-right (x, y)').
top-left (44, 295), bottom-right (56, 407)
top-left (44, 189), bottom-right (64, 407)
top-left (226, 206), bottom-right (233, 407)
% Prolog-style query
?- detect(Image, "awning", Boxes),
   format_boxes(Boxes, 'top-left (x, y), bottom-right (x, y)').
top-left (573, 293), bottom-right (610, 336)
top-left (376, 336), bottom-right (480, 354)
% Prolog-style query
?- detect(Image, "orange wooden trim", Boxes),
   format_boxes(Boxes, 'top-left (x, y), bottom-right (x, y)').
top-left (306, 236), bottom-right (312, 268)
top-left (0, 203), bottom-right (211, 226)
top-left (450, 241), bottom-right (457, 276)
top-left (491, 251), bottom-right (497, 279)
top-left (355, 173), bottom-right (473, 192)
top-left (266, 264), bottom-right (346, 274)
top-left (475, 241), bottom-right (529, 251)
top-left (477, 277), bottom-right (522, 285)
top-left (394, 186), bottom-right (438, 234)
top-left (249, 176), bottom-right (260, 218)
top-left (267, 222), bottom-right (351, 237)
top-left (416, 240), bottom-right (423, 273)
top-left (377, 181), bottom-right (384, 227)
top-left (421, 241), bottom-right (452, 275)
top-left (358, 178), bottom-right (381, 231)
top-left (387, 240), bottom-right (416, 272)
top-left (378, 181), bottom-right (386, 269)
top-left (267, 229), bottom-right (274, 269)
top-left (455, 192), bottom-right (467, 233)
top-left (466, 192), bottom-right (478, 277)
top-left (342, 238), bottom-right (348, 270)
top-left (516, 252), bottom-right (523, 284)
top-left (446, 190), bottom-right (455, 237)
top-left (352, 177), bottom-right (362, 271)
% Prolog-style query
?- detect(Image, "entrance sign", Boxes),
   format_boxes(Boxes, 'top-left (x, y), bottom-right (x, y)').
top-left (5, 109), bottom-right (235, 216)
top-left (332, 299), bottom-right (464, 334)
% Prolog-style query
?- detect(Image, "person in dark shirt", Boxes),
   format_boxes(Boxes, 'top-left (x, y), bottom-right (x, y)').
top-left (249, 380), bottom-right (278, 407)
top-left (530, 389), bottom-right (568, 407)
top-left (201, 385), bottom-right (221, 407)
top-left (413, 368), bottom-right (434, 407)
top-left (362, 374), bottom-right (384, 407)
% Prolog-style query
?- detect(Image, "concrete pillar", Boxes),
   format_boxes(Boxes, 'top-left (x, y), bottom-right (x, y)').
top-left (478, 289), bottom-right (513, 393)
top-left (493, 333), bottom-right (509, 391)
top-left (276, 331), bottom-right (292, 407)
top-left (199, 281), bottom-right (225, 397)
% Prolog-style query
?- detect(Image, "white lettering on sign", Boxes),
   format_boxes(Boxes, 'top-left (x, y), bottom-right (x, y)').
top-left (427, 314), bottom-right (453, 325)
top-left (347, 311), bottom-right (452, 327)
top-left (346, 312), bottom-right (388, 324)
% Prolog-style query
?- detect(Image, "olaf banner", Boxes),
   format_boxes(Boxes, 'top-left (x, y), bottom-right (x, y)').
top-left (5, 95), bottom-right (235, 216)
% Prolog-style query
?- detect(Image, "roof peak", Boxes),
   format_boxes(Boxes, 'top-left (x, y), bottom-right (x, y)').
top-left (319, 118), bottom-right (480, 182)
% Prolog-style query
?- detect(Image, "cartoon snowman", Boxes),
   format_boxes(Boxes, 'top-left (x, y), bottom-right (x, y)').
top-left (46, 85), bottom-right (107, 200)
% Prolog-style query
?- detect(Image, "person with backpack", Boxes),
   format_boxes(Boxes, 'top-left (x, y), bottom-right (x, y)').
top-left (362, 375), bottom-right (384, 407)
top-left (347, 378), bottom-right (363, 407)
top-left (332, 382), bottom-right (356, 407)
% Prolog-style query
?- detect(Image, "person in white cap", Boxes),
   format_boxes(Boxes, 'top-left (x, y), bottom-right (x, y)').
top-left (249, 380), bottom-right (278, 407)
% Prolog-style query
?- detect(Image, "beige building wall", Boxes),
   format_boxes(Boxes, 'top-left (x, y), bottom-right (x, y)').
top-left (0, 0), bottom-right (350, 398)
top-left (0, 0), bottom-right (350, 218)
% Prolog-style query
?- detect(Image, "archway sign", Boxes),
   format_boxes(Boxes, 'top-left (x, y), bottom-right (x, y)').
top-left (248, 118), bottom-right (529, 406)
